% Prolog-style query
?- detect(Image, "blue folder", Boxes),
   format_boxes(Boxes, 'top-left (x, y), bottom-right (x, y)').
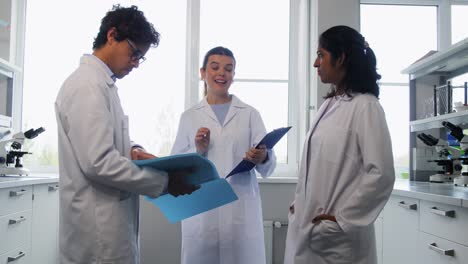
top-left (225, 126), bottom-right (292, 178)
top-left (134, 153), bottom-right (238, 223)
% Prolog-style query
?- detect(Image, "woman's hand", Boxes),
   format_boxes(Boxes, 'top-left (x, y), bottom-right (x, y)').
top-left (312, 214), bottom-right (337, 224)
top-left (131, 147), bottom-right (157, 160)
top-left (195, 127), bottom-right (210, 155)
top-left (244, 144), bottom-right (268, 164)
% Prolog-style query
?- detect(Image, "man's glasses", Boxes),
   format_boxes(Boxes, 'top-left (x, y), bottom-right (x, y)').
top-left (126, 39), bottom-right (146, 64)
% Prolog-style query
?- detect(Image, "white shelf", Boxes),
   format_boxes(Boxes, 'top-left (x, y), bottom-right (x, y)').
top-left (401, 37), bottom-right (468, 80)
top-left (0, 57), bottom-right (21, 75)
top-left (410, 110), bottom-right (468, 132)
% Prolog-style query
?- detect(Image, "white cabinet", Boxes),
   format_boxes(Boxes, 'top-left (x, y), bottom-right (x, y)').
top-left (418, 231), bottom-right (468, 264)
top-left (0, 185), bottom-right (32, 264)
top-left (420, 200), bottom-right (468, 246)
top-left (382, 195), bottom-right (420, 264)
top-left (0, 247), bottom-right (30, 264)
top-left (418, 200), bottom-right (468, 263)
top-left (31, 183), bottom-right (59, 264)
top-left (0, 180), bottom-right (58, 264)
top-left (382, 193), bottom-right (468, 264)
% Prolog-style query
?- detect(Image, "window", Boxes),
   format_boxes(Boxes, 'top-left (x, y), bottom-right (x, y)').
top-left (451, 3), bottom-right (468, 44)
top-left (185, 0), bottom-right (306, 176)
top-left (22, 0), bottom-right (186, 171)
top-left (451, 2), bottom-right (468, 93)
top-left (361, 3), bottom-right (438, 179)
top-left (22, 0), bottom-right (307, 177)
top-left (198, 0), bottom-right (290, 163)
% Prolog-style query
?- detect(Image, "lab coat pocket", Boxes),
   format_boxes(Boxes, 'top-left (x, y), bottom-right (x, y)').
top-left (309, 220), bottom-right (354, 263)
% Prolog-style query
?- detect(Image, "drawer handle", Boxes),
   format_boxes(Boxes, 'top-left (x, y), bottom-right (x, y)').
top-left (398, 201), bottom-right (417, 210)
top-left (9, 190), bottom-right (26, 197)
top-left (430, 207), bottom-right (455, 217)
top-left (428, 243), bottom-right (455, 256)
top-left (48, 184), bottom-right (59, 191)
top-left (8, 216), bottom-right (26, 225)
top-left (7, 251), bottom-right (25, 262)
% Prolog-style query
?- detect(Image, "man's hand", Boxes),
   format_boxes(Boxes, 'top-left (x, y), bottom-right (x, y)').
top-left (244, 144), bottom-right (268, 164)
top-left (131, 147), bottom-right (157, 160)
top-left (167, 167), bottom-right (200, 197)
top-left (195, 127), bottom-right (210, 155)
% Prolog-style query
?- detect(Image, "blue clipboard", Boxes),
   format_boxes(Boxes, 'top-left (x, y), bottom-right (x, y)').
top-left (225, 126), bottom-right (292, 178)
top-left (134, 153), bottom-right (238, 223)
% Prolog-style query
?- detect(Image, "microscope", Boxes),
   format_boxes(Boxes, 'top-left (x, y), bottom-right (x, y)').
top-left (417, 132), bottom-right (462, 183)
top-left (0, 127), bottom-right (45, 176)
top-left (442, 121), bottom-right (468, 187)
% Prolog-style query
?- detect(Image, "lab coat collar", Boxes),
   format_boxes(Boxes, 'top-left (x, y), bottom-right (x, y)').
top-left (336, 92), bottom-right (357, 102)
top-left (194, 94), bottom-right (247, 126)
top-left (80, 54), bottom-right (116, 87)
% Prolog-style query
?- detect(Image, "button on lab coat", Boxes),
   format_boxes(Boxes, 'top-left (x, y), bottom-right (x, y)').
top-left (171, 95), bottom-right (276, 264)
top-left (284, 93), bottom-right (395, 264)
top-left (55, 55), bottom-right (168, 264)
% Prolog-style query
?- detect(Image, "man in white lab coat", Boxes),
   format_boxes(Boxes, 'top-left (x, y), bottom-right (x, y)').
top-left (284, 26), bottom-right (395, 264)
top-left (55, 5), bottom-right (196, 264)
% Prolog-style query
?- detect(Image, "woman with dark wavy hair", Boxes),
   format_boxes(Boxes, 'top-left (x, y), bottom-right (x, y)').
top-left (284, 25), bottom-right (395, 264)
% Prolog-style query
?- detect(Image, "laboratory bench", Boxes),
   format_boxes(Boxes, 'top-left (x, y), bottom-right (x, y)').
top-left (392, 179), bottom-right (468, 207)
top-left (0, 174), bottom-right (59, 264)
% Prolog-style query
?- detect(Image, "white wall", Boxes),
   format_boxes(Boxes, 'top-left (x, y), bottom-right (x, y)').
top-left (311, 0), bottom-right (360, 111)
top-left (139, 1), bottom-right (360, 263)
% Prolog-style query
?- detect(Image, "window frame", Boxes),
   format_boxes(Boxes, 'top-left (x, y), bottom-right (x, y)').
top-left (184, 0), bottom-right (310, 178)
top-left (360, 0), bottom-right (468, 179)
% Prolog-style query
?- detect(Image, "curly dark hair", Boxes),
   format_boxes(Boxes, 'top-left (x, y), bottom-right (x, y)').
top-left (92, 5), bottom-right (160, 49)
top-left (320, 25), bottom-right (381, 98)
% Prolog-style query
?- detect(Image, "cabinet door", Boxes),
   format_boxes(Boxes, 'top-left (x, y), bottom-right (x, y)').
top-left (0, 246), bottom-right (30, 264)
top-left (419, 231), bottom-right (468, 264)
top-left (31, 183), bottom-right (59, 264)
top-left (420, 200), bottom-right (468, 246)
top-left (383, 195), bottom-right (419, 264)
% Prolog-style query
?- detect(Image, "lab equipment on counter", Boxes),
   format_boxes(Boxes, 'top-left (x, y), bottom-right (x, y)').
top-left (417, 132), bottom-right (461, 183)
top-left (442, 121), bottom-right (468, 187)
top-left (134, 153), bottom-right (238, 223)
top-left (0, 127), bottom-right (45, 176)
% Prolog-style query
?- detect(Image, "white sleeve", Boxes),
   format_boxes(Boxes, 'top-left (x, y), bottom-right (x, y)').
top-left (171, 112), bottom-right (197, 155)
top-left (336, 101), bottom-right (395, 233)
top-left (58, 80), bottom-right (167, 198)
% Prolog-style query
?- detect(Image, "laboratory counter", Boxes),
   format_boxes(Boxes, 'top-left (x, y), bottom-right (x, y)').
top-left (2, 175), bottom-right (468, 208)
top-left (0, 174), bottom-right (59, 189)
top-left (392, 179), bottom-right (468, 208)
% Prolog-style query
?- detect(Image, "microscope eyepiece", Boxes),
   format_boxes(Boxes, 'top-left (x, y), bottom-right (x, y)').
top-left (442, 121), bottom-right (464, 141)
top-left (24, 127), bottom-right (45, 139)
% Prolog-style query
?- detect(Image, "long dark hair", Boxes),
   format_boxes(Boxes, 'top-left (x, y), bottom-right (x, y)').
top-left (319, 25), bottom-right (381, 98)
top-left (201, 46), bottom-right (236, 96)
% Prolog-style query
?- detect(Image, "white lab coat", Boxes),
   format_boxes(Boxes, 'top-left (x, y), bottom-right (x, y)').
top-left (171, 95), bottom-right (276, 264)
top-left (55, 55), bottom-right (168, 264)
top-left (284, 93), bottom-right (395, 264)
